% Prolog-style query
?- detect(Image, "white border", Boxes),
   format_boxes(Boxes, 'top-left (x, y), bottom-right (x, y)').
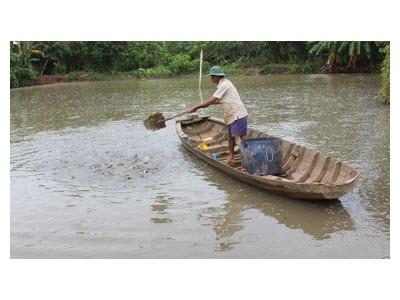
top-left (1, 0), bottom-right (398, 299)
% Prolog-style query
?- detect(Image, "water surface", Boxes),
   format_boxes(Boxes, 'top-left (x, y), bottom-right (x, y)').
top-left (10, 74), bottom-right (389, 258)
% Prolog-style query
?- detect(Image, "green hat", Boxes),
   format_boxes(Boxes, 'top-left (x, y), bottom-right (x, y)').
top-left (208, 66), bottom-right (225, 76)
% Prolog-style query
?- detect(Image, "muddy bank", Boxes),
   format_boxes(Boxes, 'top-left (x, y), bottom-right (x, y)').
top-left (17, 65), bottom-right (380, 89)
top-left (33, 73), bottom-right (91, 85)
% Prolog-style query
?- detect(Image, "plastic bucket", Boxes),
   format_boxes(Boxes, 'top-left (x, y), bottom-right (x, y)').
top-left (240, 137), bottom-right (282, 175)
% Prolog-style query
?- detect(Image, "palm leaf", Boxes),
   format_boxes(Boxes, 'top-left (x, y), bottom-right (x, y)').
top-left (338, 41), bottom-right (349, 53)
top-left (364, 42), bottom-right (371, 59)
top-left (309, 42), bottom-right (324, 55)
top-left (328, 41), bottom-right (337, 51)
top-left (349, 42), bottom-right (356, 55)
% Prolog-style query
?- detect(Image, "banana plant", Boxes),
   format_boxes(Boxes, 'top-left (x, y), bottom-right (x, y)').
top-left (337, 41), bottom-right (381, 70)
top-left (309, 41), bottom-right (340, 73)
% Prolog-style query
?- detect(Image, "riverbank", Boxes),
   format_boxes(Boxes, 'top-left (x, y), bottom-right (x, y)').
top-left (26, 63), bottom-right (381, 88)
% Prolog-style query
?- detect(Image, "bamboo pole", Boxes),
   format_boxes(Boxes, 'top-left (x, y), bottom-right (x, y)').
top-left (199, 49), bottom-right (203, 103)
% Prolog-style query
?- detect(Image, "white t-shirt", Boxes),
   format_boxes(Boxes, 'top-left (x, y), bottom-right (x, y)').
top-left (213, 78), bottom-right (248, 125)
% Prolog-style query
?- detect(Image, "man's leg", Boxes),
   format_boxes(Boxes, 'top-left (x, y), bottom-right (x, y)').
top-left (226, 117), bottom-right (247, 166)
top-left (227, 135), bottom-right (236, 165)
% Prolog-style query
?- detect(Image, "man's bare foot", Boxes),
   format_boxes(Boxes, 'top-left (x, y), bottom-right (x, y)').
top-left (226, 156), bottom-right (235, 167)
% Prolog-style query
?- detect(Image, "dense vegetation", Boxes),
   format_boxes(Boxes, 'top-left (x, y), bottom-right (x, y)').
top-left (10, 41), bottom-right (389, 103)
top-left (379, 43), bottom-right (390, 104)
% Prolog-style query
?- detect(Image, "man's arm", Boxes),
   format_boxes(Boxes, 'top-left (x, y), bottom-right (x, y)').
top-left (188, 96), bottom-right (221, 113)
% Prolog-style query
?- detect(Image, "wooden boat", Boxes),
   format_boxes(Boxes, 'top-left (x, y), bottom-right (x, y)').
top-left (175, 116), bottom-right (359, 200)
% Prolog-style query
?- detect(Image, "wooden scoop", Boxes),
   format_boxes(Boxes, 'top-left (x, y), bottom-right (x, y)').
top-left (144, 110), bottom-right (189, 130)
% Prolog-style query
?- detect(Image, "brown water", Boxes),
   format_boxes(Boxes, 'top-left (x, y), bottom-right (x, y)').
top-left (10, 74), bottom-right (390, 258)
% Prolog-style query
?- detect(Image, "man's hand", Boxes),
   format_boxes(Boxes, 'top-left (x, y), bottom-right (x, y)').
top-left (188, 97), bottom-right (219, 113)
top-left (188, 105), bottom-right (198, 113)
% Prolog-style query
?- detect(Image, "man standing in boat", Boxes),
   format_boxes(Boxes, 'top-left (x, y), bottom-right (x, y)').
top-left (189, 66), bottom-right (248, 166)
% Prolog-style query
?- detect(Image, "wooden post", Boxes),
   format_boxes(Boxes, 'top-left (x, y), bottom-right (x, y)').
top-left (199, 49), bottom-right (203, 103)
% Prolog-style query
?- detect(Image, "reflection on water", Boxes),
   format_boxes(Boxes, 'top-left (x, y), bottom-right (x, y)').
top-left (10, 75), bottom-right (389, 258)
top-left (151, 193), bottom-right (173, 224)
top-left (184, 148), bottom-right (354, 252)
top-left (214, 198), bottom-right (353, 245)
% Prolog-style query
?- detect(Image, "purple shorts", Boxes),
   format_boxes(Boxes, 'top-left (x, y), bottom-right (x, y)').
top-left (228, 116), bottom-right (248, 137)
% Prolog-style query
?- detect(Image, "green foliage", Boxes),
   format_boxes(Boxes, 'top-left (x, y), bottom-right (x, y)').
top-left (31, 41), bottom-right (85, 73)
top-left (380, 43), bottom-right (390, 104)
top-left (337, 41), bottom-right (380, 59)
top-left (10, 53), bottom-right (20, 88)
top-left (308, 41), bottom-right (383, 71)
top-left (10, 41), bottom-right (388, 90)
top-left (134, 66), bottom-right (173, 78)
top-left (88, 72), bottom-right (117, 81)
top-left (196, 41), bottom-right (309, 67)
top-left (10, 42), bottom-right (38, 88)
top-left (379, 43), bottom-right (390, 55)
top-left (114, 42), bottom-right (166, 71)
top-left (222, 61), bottom-right (241, 75)
top-left (309, 41), bottom-right (338, 56)
top-left (166, 53), bottom-right (196, 75)
top-left (13, 67), bottom-right (37, 87)
top-left (82, 42), bottom-right (127, 71)
top-left (287, 63), bottom-right (313, 74)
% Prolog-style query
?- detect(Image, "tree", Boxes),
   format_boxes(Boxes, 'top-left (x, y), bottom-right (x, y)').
top-left (308, 42), bottom-right (340, 73)
top-left (309, 41), bottom-right (383, 73)
top-left (337, 41), bottom-right (381, 71)
top-left (10, 41), bottom-right (38, 88)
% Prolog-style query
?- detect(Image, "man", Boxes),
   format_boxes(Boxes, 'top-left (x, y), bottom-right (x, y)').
top-left (189, 66), bottom-right (248, 166)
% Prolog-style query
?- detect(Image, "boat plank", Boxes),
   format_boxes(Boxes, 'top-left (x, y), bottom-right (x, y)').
top-left (294, 151), bottom-right (320, 183)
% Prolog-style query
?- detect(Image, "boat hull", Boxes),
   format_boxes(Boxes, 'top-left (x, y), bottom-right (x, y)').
top-left (176, 117), bottom-right (358, 200)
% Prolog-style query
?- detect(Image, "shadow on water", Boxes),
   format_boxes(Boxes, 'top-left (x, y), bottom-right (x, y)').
top-left (178, 145), bottom-right (354, 251)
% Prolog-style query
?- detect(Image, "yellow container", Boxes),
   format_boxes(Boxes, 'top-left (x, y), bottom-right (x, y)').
top-left (198, 143), bottom-right (209, 151)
